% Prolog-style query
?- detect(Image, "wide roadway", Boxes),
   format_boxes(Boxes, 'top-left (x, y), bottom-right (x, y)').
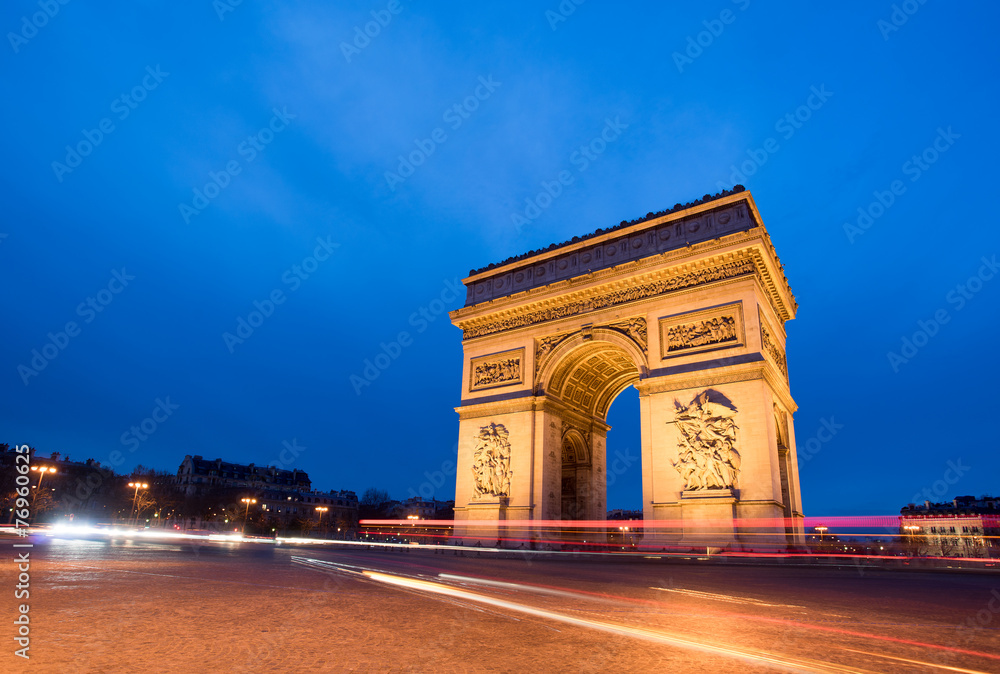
top-left (4, 537), bottom-right (999, 672)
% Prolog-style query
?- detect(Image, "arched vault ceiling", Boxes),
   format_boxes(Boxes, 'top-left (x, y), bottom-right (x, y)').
top-left (547, 344), bottom-right (640, 420)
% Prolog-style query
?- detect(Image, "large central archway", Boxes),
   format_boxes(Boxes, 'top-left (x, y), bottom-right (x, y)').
top-left (450, 189), bottom-right (804, 548)
top-left (539, 332), bottom-right (644, 524)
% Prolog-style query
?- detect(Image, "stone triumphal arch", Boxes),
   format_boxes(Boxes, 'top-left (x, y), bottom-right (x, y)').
top-left (449, 188), bottom-right (803, 547)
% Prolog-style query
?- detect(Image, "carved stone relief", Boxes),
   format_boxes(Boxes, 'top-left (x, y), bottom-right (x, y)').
top-left (472, 422), bottom-right (512, 499)
top-left (469, 348), bottom-right (524, 391)
top-left (608, 317), bottom-right (648, 354)
top-left (474, 359), bottom-right (520, 387)
top-left (658, 302), bottom-right (745, 360)
top-left (664, 315), bottom-right (737, 353)
top-left (535, 333), bottom-right (572, 378)
top-left (671, 391), bottom-right (741, 491)
top-left (758, 310), bottom-right (788, 380)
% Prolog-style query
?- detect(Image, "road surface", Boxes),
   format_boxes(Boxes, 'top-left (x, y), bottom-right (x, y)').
top-left (3, 537), bottom-right (998, 672)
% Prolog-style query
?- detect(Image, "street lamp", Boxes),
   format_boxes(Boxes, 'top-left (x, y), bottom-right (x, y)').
top-left (241, 498), bottom-right (257, 535)
top-left (316, 507), bottom-right (329, 538)
top-left (30, 466), bottom-right (56, 505)
top-left (815, 525), bottom-right (828, 544)
top-left (405, 514), bottom-right (420, 544)
top-left (127, 482), bottom-right (148, 526)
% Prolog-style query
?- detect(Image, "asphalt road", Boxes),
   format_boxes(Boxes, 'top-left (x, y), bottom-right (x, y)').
top-left (3, 537), bottom-right (999, 672)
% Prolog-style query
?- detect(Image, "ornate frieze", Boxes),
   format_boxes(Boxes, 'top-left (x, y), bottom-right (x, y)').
top-left (671, 391), bottom-right (741, 491)
top-left (658, 302), bottom-right (745, 360)
top-left (462, 258), bottom-right (756, 340)
top-left (469, 348), bottom-right (524, 392)
top-left (758, 309), bottom-right (788, 380)
top-left (472, 422), bottom-right (512, 499)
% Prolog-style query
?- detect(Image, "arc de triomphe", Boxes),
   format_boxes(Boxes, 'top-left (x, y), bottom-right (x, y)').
top-left (449, 188), bottom-right (803, 547)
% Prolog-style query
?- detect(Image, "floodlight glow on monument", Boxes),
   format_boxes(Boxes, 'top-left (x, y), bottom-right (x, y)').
top-left (448, 187), bottom-right (802, 549)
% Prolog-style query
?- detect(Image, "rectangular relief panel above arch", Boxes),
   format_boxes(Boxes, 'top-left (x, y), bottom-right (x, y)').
top-left (657, 301), bottom-right (746, 361)
top-left (468, 347), bottom-right (525, 392)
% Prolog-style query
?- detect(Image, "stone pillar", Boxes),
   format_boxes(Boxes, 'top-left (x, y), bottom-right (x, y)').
top-left (452, 397), bottom-right (569, 548)
top-left (639, 377), bottom-right (788, 550)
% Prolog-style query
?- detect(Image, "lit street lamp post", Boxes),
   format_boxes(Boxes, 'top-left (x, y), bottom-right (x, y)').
top-left (128, 482), bottom-right (148, 527)
top-left (30, 465), bottom-right (56, 506)
top-left (406, 514), bottom-right (420, 544)
top-left (316, 506), bottom-right (328, 537)
top-left (241, 498), bottom-right (257, 535)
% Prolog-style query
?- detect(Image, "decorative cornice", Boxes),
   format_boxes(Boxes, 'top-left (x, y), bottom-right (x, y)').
top-left (634, 362), bottom-right (796, 414)
top-left (458, 253), bottom-right (758, 340)
top-left (455, 396), bottom-right (542, 420)
top-left (458, 190), bottom-right (796, 319)
top-left (454, 393), bottom-right (613, 431)
top-left (635, 363), bottom-right (768, 396)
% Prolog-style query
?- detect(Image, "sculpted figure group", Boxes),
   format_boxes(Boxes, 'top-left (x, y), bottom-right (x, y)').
top-left (473, 358), bottom-right (521, 386)
top-left (472, 422), bottom-right (512, 498)
top-left (666, 315), bottom-right (737, 352)
top-left (672, 391), bottom-right (741, 490)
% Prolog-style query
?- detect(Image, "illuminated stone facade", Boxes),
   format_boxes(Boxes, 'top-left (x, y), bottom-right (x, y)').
top-left (449, 189), bottom-right (803, 548)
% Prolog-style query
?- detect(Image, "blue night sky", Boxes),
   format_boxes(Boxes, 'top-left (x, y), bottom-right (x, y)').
top-left (2, 2), bottom-right (997, 516)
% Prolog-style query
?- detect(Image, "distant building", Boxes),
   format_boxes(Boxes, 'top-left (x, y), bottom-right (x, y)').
top-left (607, 509), bottom-right (643, 520)
top-left (259, 488), bottom-right (358, 528)
top-left (900, 496), bottom-right (1000, 558)
top-left (392, 497), bottom-right (454, 519)
top-left (176, 455), bottom-right (311, 496)
top-left (0, 446), bottom-right (126, 518)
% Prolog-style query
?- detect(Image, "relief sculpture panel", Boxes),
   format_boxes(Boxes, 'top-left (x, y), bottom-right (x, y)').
top-left (759, 309), bottom-right (789, 380)
top-left (472, 422), bottom-right (512, 499)
top-left (658, 302), bottom-right (745, 360)
top-left (671, 391), bottom-right (741, 491)
top-left (469, 348), bottom-right (524, 392)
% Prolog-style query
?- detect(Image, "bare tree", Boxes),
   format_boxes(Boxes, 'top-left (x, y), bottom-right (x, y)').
top-left (134, 491), bottom-right (158, 525)
top-left (359, 488), bottom-right (391, 519)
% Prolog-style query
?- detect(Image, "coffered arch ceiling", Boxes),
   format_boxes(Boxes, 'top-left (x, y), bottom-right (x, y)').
top-left (546, 342), bottom-right (640, 421)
